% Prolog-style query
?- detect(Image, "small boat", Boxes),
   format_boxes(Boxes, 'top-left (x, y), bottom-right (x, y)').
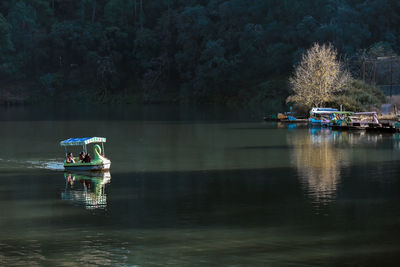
top-left (60, 137), bottom-right (111, 171)
top-left (329, 111), bottom-right (359, 130)
top-left (350, 112), bottom-right (380, 128)
top-left (309, 107), bottom-right (338, 126)
top-left (351, 112), bottom-right (397, 133)
top-left (264, 107), bottom-right (307, 122)
top-left (280, 115), bottom-right (308, 123)
top-left (264, 112), bottom-right (300, 122)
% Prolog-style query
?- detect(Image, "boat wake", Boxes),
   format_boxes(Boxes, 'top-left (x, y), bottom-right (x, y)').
top-left (27, 160), bottom-right (65, 171)
top-left (0, 158), bottom-right (63, 171)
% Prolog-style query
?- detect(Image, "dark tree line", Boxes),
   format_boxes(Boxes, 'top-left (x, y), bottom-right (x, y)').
top-left (0, 0), bottom-right (399, 105)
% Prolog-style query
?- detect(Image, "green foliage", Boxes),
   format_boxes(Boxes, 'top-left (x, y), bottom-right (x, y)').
top-left (104, 0), bottom-right (134, 26)
top-left (134, 28), bottom-right (158, 68)
top-left (247, 80), bottom-right (288, 113)
top-left (0, 13), bottom-right (15, 78)
top-left (368, 42), bottom-right (396, 57)
top-left (0, 13), bottom-right (12, 51)
top-left (39, 73), bottom-right (55, 96)
top-left (0, 0), bottom-right (398, 105)
top-left (331, 80), bottom-right (386, 111)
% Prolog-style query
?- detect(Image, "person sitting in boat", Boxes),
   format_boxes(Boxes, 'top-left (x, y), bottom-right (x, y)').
top-left (66, 152), bottom-right (75, 163)
top-left (83, 153), bottom-right (91, 163)
top-left (79, 151), bottom-right (86, 162)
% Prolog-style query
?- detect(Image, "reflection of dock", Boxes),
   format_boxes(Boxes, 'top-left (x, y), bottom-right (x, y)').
top-left (62, 172), bottom-right (111, 210)
top-left (289, 127), bottom-right (390, 210)
top-left (289, 128), bottom-right (349, 207)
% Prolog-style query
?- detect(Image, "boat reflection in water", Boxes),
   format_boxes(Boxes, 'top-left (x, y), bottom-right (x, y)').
top-left (62, 172), bottom-right (111, 210)
top-left (289, 128), bottom-right (350, 209)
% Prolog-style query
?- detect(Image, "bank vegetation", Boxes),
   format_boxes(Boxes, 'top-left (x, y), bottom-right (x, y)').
top-left (0, 0), bottom-right (398, 109)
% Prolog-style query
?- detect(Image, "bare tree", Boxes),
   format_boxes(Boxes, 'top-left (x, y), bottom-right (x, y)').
top-left (287, 43), bottom-right (352, 108)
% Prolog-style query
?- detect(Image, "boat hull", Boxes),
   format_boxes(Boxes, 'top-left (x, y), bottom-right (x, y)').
top-left (64, 162), bottom-right (111, 171)
top-left (309, 118), bottom-right (330, 126)
top-left (331, 125), bottom-right (366, 131)
top-left (64, 159), bottom-right (111, 172)
top-left (366, 127), bottom-right (397, 133)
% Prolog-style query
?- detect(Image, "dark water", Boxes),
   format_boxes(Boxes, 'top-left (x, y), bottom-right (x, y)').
top-left (1, 106), bottom-right (400, 266)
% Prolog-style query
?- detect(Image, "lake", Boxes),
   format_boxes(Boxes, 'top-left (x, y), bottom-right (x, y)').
top-left (1, 105), bottom-right (400, 266)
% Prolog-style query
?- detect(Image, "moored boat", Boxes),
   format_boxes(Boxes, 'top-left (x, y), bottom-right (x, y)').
top-left (309, 107), bottom-right (338, 126)
top-left (329, 111), bottom-right (353, 126)
top-left (350, 112), bottom-right (379, 128)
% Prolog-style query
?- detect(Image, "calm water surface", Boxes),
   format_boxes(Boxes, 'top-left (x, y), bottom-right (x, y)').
top-left (1, 106), bottom-right (400, 266)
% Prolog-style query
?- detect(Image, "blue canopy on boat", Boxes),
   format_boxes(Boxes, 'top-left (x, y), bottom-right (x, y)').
top-left (60, 137), bottom-right (106, 146)
top-left (315, 108), bottom-right (338, 111)
top-left (310, 107), bottom-right (338, 115)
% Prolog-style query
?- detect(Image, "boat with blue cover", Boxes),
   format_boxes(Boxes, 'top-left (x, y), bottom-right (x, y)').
top-left (309, 107), bottom-right (338, 126)
top-left (60, 137), bottom-right (111, 171)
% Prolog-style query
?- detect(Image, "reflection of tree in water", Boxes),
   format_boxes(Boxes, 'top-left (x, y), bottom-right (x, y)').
top-left (289, 128), bottom-right (350, 207)
top-left (62, 172), bottom-right (111, 210)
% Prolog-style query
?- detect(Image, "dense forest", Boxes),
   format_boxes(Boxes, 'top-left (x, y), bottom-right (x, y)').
top-left (0, 0), bottom-right (399, 106)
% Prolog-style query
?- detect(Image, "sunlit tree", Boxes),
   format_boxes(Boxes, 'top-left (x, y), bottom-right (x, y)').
top-left (287, 43), bottom-right (352, 108)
